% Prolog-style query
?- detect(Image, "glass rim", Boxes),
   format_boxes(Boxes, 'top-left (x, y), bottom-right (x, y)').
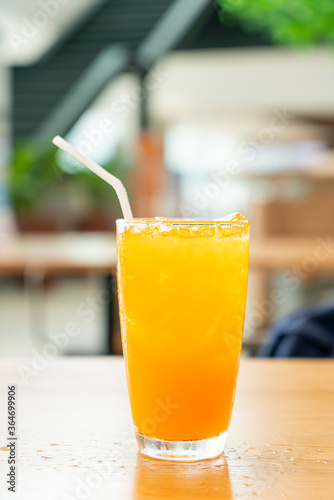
top-left (116, 218), bottom-right (249, 227)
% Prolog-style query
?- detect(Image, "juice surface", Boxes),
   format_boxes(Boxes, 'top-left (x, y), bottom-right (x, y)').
top-left (117, 218), bottom-right (250, 441)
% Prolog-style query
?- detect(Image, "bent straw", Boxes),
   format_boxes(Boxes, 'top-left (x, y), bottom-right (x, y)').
top-left (52, 135), bottom-right (133, 221)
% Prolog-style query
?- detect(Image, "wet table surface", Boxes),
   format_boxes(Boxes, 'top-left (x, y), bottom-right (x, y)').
top-left (0, 358), bottom-right (333, 499)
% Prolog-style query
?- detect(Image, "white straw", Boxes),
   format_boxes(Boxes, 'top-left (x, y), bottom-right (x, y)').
top-left (52, 135), bottom-right (133, 221)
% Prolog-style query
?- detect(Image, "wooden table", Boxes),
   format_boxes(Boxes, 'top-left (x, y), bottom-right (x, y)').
top-left (250, 237), bottom-right (334, 272)
top-left (0, 358), bottom-right (333, 499)
top-left (0, 232), bottom-right (118, 353)
top-left (0, 232), bottom-right (117, 275)
top-left (2, 233), bottom-right (334, 275)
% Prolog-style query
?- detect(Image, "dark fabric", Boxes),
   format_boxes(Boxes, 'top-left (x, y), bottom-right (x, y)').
top-left (258, 303), bottom-right (334, 358)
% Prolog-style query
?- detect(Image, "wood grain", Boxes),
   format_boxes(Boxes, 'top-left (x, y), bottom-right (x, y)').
top-left (0, 358), bottom-right (333, 499)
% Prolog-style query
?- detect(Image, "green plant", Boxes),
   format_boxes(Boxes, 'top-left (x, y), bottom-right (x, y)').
top-left (9, 142), bottom-right (126, 216)
top-left (217, 0), bottom-right (334, 45)
top-left (9, 142), bottom-right (56, 214)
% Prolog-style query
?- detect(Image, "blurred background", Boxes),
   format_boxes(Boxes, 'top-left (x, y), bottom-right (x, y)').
top-left (1, 0), bottom-right (334, 357)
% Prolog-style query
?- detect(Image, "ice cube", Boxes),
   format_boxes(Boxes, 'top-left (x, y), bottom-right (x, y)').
top-left (214, 212), bottom-right (245, 222)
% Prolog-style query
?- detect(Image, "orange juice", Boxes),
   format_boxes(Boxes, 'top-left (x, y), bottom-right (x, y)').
top-left (117, 217), bottom-right (249, 460)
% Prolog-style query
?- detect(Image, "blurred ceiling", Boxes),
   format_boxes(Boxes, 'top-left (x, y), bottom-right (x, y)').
top-left (0, 0), bottom-right (103, 65)
top-left (149, 47), bottom-right (334, 127)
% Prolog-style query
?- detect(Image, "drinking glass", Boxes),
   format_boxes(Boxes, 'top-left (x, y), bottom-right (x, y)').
top-left (116, 218), bottom-right (250, 461)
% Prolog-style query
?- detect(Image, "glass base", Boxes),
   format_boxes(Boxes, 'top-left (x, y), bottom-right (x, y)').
top-left (136, 431), bottom-right (227, 462)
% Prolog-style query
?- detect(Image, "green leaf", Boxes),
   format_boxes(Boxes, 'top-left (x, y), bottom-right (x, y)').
top-left (217, 0), bottom-right (334, 45)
